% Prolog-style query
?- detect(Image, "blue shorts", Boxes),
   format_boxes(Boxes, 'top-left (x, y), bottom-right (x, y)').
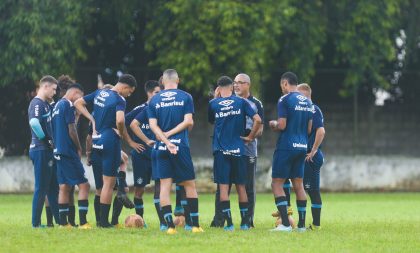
top-left (91, 149), bottom-right (103, 189)
top-left (154, 146), bottom-right (195, 183)
top-left (272, 149), bottom-right (306, 179)
top-left (213, 151), bottom-right (247, 185)
top-left (55, 154), bottom-right (88, 186)
top-left (131, 149), bottom-right (152, 187)
top-left (304, 150), bottom-right (324, 191)
top-left (92, 130), bottom-right (121, 177)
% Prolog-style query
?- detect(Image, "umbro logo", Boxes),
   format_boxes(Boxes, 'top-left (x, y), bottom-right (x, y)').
top-left (296, 95), bottom-right (307, 102)
top-left (219, 100), bottom-right (234, 107)
top-left (160, 91), bottom-right (177, 98)
top-left (100, 91), bottom-right (109, 97)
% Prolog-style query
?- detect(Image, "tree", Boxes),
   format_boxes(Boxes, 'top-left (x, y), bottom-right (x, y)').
top-left (144, 0), bottom-right (294, 96)
top-left (0, 0), bottom-right (88, 87)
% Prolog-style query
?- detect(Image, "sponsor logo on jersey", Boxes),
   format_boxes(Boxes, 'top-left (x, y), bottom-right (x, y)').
top-left (215, 109), bottom-right (241, 118)
top-left (219, 100), bottom-right (234, 107)
top-left (160, 91), bottom-right (177, 98)
top-left (296, 95), bottom-right (307, 102)
top-left (293, 142), bottom-right (307, 148)
top-left (100, 91), bottom-right (110, 98)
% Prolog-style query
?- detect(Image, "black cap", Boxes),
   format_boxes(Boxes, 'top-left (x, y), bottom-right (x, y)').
top-left (217, 76), bottom-right (233, 87)
top-left (118, 74), bottom-right (137, 88)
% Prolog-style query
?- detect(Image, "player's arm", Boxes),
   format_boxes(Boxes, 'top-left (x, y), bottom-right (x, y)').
top-left (241, 101), bottom-right (262, 143)
top-left (85, 133), bottom-right (92, 166)
top-left (116, 111), bottom-right (145, 153)
top-left (29, 103), bottom-right (54, 148)
top-left (270, 97), bottom-right (287, 131)
top-left (130, 119), bottom-right (155, 147)
top-left (241, 114), bottom-right (262, 143)
top-left (74, 96), bottom-right (96, 135)
top-left (164, 113), bottom-right (194, 138)
top-left (68, 123), bottom-right (82, 158)
top-left (255, 100), bottom-right (264, 137)
top-left (149, 118), bottom-right (178, 155)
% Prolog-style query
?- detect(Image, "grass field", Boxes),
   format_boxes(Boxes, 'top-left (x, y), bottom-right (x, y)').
top-left (0, 193), bottom-right (419, 253)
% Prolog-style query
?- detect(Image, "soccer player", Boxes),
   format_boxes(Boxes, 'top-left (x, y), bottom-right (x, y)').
top-left (297, 83), bottom-right (325, 230)
top-left (148, 69), bottom-right (203, 234)
top-left (75, 74), bottom-right (143, 228)
top-left (269, 72), bottom-right (313, 232)
top-left (209, 76), bottom-right (262, 231)
top-left (51, 83), bottom-right (92, 229)
top-left (128, 80), bottom-right (169, 228)
top-left (28, 75), bottom-right (59, 228)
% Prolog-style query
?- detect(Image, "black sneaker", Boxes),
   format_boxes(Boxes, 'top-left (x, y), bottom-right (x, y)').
top-left (210, 218), bottom-right (224, 228)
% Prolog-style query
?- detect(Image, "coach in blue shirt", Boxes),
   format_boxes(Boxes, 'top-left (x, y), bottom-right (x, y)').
top-left (269, 72), bottom-right (313, 232)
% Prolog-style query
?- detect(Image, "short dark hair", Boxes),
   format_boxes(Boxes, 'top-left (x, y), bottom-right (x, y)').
top-left (217, 76), bottom-right (233, 87)
top-left (118, 74), bottom-right (137, 87)
top-left (58, 75), bottom-right (75, 91)
top-left (144, 80), bottom-right (160, 93)
top-left (68, 83), bottom-right (84, 92)
top-left (281, 72), bottom-right (298, 85)
top-left (39, 75), bottom-right (58, 86)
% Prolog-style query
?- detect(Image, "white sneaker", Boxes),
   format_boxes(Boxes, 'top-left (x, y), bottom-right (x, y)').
top-left (296, 227), bottom-right (306, 233)
top-left (270, 224), bottom-right (292, 232)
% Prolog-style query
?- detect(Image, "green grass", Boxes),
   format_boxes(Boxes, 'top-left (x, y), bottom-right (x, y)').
top-left (0, 193), bottom-right (419, 253)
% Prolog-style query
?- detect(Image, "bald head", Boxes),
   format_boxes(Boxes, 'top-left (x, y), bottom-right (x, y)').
top-left (234, 73), bottom-right (251, 98)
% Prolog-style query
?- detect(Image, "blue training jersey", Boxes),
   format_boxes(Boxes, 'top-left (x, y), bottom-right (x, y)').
top-left (276, 91), bottom-right (313, 151)
top-left (125, 103), bottom-right (148, 143)
top-left (308, 104), bottom-right (324, 151)
top-left (51, 98), bottom-right (78, 158)
top-left (148, 89), bottom-right (194, 148)
top-left (208, 95), bottom-right (257, 155)
top-left (134, 105), bottom-right (155, 143)
top-left (28, 97), bottom-right (53, 151)
top-left (83, 89), bottom-right (126, 134)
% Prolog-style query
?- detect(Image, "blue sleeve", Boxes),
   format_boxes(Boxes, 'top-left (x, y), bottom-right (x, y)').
top-left (83, 90), bottom-right (97, 105)
top-left (244, 100), bottom-right (257, 118)
top-left (28, 101), bottom-right (45, 139)
top-left (29, 118), bottom-right (45, 139)
top-left (313, 107), bottom-right (324, 129)
top-left (184, 94), bottom-right (194, 115)
top-left (65, 103), bottom-right (76, 124)
top-left (135, 107), bottom-right (148, 123)
top-left (116, 96), bottom-right (126, 112)
top-left (148, 101), bottom-right (157, 119)
top-left (208, 102), bottom-right (215, 124)
top-left (277, 97), bottom-right (287, 118)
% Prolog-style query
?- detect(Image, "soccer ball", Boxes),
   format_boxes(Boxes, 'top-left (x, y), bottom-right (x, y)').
top-left (174, 215), bottom-right (185, 227)
top-left (124, 214), bottom-right (144, 228)
top-left (275, 215), bottom-right (296, 228)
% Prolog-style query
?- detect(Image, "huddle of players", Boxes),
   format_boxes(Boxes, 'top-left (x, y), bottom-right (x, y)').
top-left (27, 69), bottom-right (324, 233)
top-left (207, 72), bottom-right (325, 232)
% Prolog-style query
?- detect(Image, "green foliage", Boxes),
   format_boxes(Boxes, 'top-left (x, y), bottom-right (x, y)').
top-left (278, 0), bottom-right (327, 83)
top-left (0, 0), bottom-right (89, 87)
top-left (332, 1), bottom-right (403, 95)
top-left (144, 0), bottom-right (294, 95)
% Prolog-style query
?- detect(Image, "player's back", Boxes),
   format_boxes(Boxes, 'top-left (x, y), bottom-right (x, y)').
top-left (51, 98), bottom-right (77, 157)
top-left (91, 89), bottom-right (125, 133)
top-left (209, 95), bottom-right (247, 155)
top-left (277, 92), bottom-right (313, 151)
top-left (149, 89), bottom-right (194, 147)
